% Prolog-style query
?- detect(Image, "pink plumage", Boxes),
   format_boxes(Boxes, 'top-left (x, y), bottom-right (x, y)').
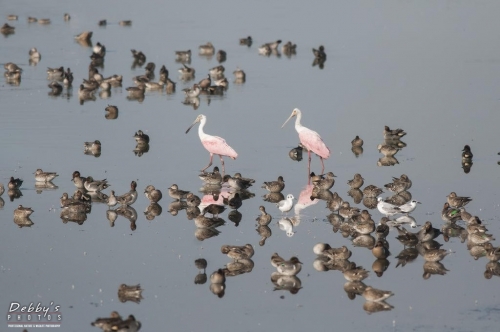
top-left (298, 129), bottom-right (330, 159)
top-left (201, 136), bottom-right (238, 160)
top-left (186, 114), bottom-right (238, 174)
top-left (282, 108), bottom-right (330, 173)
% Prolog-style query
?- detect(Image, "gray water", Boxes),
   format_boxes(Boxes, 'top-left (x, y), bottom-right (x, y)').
top-left (1, 1), bottom-right (500, 331)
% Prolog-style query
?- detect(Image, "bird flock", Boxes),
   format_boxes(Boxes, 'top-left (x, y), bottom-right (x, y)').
top-left (2, 10), bottom-right (499, 330)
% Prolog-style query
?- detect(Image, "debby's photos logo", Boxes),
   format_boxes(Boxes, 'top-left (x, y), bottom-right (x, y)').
top-left (6, 302), bottom-right (62, 329)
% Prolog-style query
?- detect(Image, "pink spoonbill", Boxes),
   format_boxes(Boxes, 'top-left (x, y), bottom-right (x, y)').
top-left (282, 108), bottom-right (330, 174)
top-left (186, 114), bottom-right (238, 174)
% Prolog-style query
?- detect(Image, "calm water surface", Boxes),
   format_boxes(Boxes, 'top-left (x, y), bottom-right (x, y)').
top-left (1, 1), bottom-right (500, 331)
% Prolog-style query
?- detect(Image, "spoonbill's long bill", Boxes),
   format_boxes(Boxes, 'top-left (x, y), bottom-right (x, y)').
top-left (282, 108), bottom-right (330, 174)
top-left (186, 114), bottom-right (238, 174)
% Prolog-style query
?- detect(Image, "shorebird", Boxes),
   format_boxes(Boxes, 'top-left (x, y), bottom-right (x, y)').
top-left (282, 108), bottom-right (330, 174)
top-left (377, 197), bottom-right (401, 217)
top-left (277, 194), bottom-right (295, 215)
top-left (399, 200), bottom-right (421, 214)
top-left (186, 114), bottom-right (238, 174)
top-left (262, 176), bottom-right (285, 193)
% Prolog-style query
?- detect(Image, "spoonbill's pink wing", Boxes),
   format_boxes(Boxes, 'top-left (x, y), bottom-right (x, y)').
top-left (201, 135), bottom-right (238, 159)
top-left (298, 129), bottom-right (330, 159)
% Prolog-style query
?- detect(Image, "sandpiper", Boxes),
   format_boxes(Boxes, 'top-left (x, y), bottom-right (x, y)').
top-left (262, 176), bottom-right (285, 193)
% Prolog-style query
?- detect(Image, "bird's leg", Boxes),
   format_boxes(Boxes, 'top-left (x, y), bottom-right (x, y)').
top-left (219, 154), bottom-right (225, 177)
top-left (307, 150), bottom-right (312, 182)
top-left (320, 157), bottom-right (325, 174)
top-left (201, 153), bottom-right (214, 172)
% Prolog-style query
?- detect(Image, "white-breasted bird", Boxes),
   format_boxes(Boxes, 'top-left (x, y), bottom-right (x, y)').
top-left (377, 197), bottom-right (401, 217)
top-left (277, 194), bottom-right (294, 215)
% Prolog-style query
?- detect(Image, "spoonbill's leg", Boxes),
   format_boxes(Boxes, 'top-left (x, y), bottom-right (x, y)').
top-left (201, 153), bottom-right (214, 172)
top-left (307, 150), bottom-right (312, 180)
top-left (320, 157), bottom-right (325, 174)
top-left (219, 154), bottom-right (225, 177)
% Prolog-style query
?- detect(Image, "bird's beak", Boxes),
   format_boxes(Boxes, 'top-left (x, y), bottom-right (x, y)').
top-left (185, 120), bottom-right (198, 134)
top-left (281, 112), bottom-right (295, 128)
top-left (417, 201), bottom-right (421, 204)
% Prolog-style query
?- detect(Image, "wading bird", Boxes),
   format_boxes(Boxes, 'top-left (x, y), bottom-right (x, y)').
top-left (186, 114), bottom-right (238, 174)
top-left (282, 108), bottom-right (330, 175)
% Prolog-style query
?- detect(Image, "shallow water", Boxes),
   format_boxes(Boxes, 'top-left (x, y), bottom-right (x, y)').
top-left (1, 1), bottom-right (500, 331)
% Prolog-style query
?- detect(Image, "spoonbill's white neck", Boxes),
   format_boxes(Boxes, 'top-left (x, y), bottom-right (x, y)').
top-left (198, 115), bottom-right (208, 139)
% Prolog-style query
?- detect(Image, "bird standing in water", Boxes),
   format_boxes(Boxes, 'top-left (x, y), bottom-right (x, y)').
top-left (186, 114), bottom-right (238, 175)
top-left (282, 108), bottom-right (330, 175)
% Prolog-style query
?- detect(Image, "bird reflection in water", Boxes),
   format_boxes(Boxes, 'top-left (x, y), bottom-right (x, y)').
top-left (423, 261), bottom-right (449, 279)
top-left (35, 181), bottom-right (58, 194)
top-left (484, 261), bottom-right (500, 279)
top-left (228, 210), bottom-right (242, 227)
top-left (352, 235), bottom-right (376, 249)
top-left (313, 256), bottom-right (351, 272)
top-left (195, 227), bottom-right (220, 241)
top-left (209, 269), bottom-right (226, 298)
top-left (8, 189), bottom-right (23, 202)
top-left (194, 259), bottom-right (207, 285)
top-left (144, 203), bottom-right (162, 220)
top-left (14, 206), bottom-right (34, 228)
top-left (278, 218), bottom-right (295, 237)
top-left (223, 258), bottom-right (254, 277)
top-left (372, 258), bottom-right (390, 277)
top-left (363, 301), bottom-right (394, 314)
top-left (186, 206), bottom-right (201, 220)
top-left (294, 184), bottom-right (319, 215)
top-left (168, 201), bottom-right (187, 216)
top-left (312, 57), bottom-right (326, 69)
top-left (343, 281), bottom-right (367, 300)
top-left (107, 209), bottom-right (118, 227)
top-left (60, 198), bottom-right (88, 225)
top-left (263, 192), bottom-right (284, 203)
top-left (256, 225), bottom-right (272, 246)
top-left (116, 205), bottom-right (138, 231)
top-left (348, 188), bottom-right (363, 205)
top-left (362, 196), bottom-right (377, 209)
top-left (133, 143), bottom-right (149, 157)
top-left (377, 156), bottom-right (399, 167)
top-left (182, 96), bottom-right (200, 110)
top-left (117, 284), bottom-right (143, 304)
top-left (462, 159), bottom-right (473, 174)
top-left (395, 248), bottom-right (419, 268)
top-left (384, 191), bottom-right (412, 206)
top-left (194, 214), bottom-right (225, 228)
top-left (441, 222), bottom-right (467, 243)
top-left (271, 274), bottom-right (302, 294)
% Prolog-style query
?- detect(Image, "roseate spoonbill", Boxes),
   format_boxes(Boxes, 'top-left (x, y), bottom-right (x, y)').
top-left (282, 108), bottom-right (330, 174)
top-left (186, 114), bottom-right (238, 174)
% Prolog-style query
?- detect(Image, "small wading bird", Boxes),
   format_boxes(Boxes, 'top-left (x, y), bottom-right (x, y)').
top-left (282, 108), bottom-right (330, 175)
top-left (186, 114), bottom-right (238, 174)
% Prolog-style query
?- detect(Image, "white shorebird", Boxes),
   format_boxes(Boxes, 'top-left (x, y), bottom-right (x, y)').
top-left (278, 218), bottom-right (295, 237)
top-left (377, 197), bottom-right (401, 217)
top-left (277, 194), bottom-right (295, 215)
top-left (399, 200), bottom-right (421, 214)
